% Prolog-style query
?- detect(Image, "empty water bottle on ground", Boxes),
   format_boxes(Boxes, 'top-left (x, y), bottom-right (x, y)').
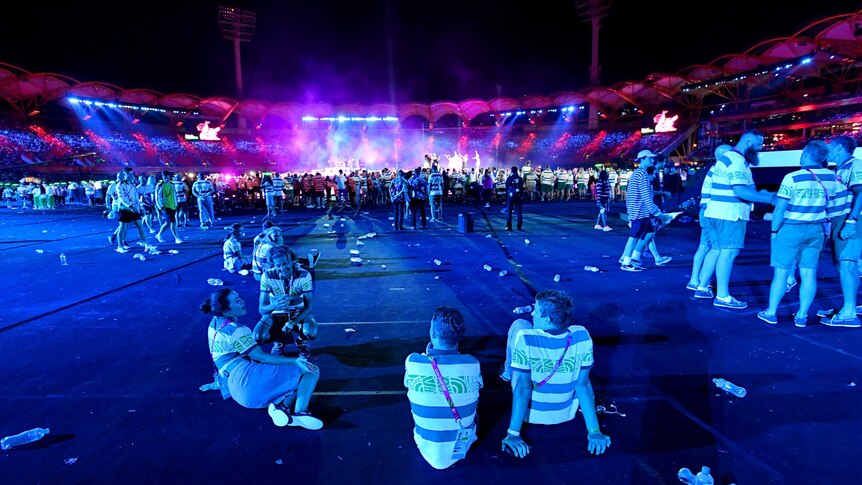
top-left (60, 253), bottom-right (67, 266)
top-left (433, 259), bottom-right (442, 266)
top-left (584, 266), bottom-right (599, 272)
top-left (696, 466), bottom-right (714, 485)
top-left (1, 427), bottom-right (50, 450)
top-left (677, 468), bottom-right (697, 485)
top-left (713, 377), bottom-right (746, 397)
top-left (553, 274), bottom-right (561, 282)
top-left (513, 305), bottom-right (532, 314)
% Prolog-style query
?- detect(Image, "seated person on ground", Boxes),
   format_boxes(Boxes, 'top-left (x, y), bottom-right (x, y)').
top-left (499, 289), bottom-right (611, 458)
top-left (223, 223), bottom-right (252, 273)
top-left (201, 288), bottom-right (323, 429)
top-left (404, 306), bottom-right (482, 469)
top-left (255, 246), bottom-right (318, 358)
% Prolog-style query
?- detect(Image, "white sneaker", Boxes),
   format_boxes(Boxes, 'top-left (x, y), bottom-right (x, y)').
top-left (268, 403), bottom-right (289, 427)
top-left (594, 224), bottom-right (603, 230)
top-left (174, 238), bottom-right (183, 244)
top-left (603, 226), bottom-right (613, 231)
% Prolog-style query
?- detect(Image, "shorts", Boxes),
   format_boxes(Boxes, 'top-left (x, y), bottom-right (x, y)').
top-left (629, 217), bottom-right (655, 239)
top-left (541, 184), bottom-right (553, 194)
top-left (698, 226), bottom-right (712, 247)
top-left (162, 207), bottom-right (176, 223)
top-left (555, 182), bottom-right (566, 191)
top-left (176, 200), bottom-right (188, 211)
top-left (118, 210), bottom-right (141, 223)
top-left (704, 217), bottom-right (746, 250)
top-left (830, 214), bottom-right (862, 263)
top-left (525, 182), bottom-right (536, 191)
top-left (771, 223), bottom-right (825, 270)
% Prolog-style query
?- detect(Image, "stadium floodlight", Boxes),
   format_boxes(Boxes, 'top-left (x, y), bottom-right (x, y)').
top-left (218, 6), bottom-right (256, 100)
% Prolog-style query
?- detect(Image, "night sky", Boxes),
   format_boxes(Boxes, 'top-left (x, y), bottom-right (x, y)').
top-left (2, 1), bottom-right (861, 105)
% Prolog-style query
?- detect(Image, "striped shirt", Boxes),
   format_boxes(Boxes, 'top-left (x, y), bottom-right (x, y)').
top-left (703, 150), bottom-right (753, 222)
top-left (540, 170), bottom-right (555, 186)
top-left (252, 241), bottom-right (274, 276)
top-left (208, 318), bottom-right (256, 374)
top-left (192, 179), bottom-right (214, 199)
top-left (777, 168), bottom-right (838, 224)
top-left (260, 268), bottom-right (313, 318)
top-left (223, 236), bottom-right (242, 271)
top-left (511, 325), bottom-right (593, 425)
top-left (625, 169), bottom-right (660, 220)
top-left (596, 180), bottom-right (611, 202)
top-left (428, 173), bottom-right (444, 195)
top-left (172, 181), bottom-right (187, 202)
top-left (404, 349), bottom-right (482, 469)
top-left (699, 166), bottom-right (715, 207)
top-left (829, 157), bottom-right (862, 218)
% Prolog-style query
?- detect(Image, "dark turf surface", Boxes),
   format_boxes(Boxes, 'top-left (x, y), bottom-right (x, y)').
top-left (1, 198), bottom-right (860, 484)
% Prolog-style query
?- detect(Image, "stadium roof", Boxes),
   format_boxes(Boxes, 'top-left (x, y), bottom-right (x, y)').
top-left (2, 10), bottom-right (862, 124)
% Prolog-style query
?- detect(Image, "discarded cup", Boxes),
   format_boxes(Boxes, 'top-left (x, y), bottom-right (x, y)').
top-left (207, 278), bottom-right (224, 286)
top-left (433, 259), bottom-right (442, 266)
top-left (483, 264), bottom-right (493, 271)
top-left (553, 274), bottom-right (561, 282)
top-left (524, 239), bottom-right (530, 245)
top-left (584, 266), bottom-right (599, 272)
top-left (134, 254), bottom-right (146, 261)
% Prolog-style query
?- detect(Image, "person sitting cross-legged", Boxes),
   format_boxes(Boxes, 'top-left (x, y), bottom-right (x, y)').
top-left (499, 289), bottom-right (611, 458)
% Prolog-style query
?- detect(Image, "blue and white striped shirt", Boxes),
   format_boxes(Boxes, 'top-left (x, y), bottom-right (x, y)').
top-left (404, 349), bottom-right (482, 469)
top-left (511, 325), bottom-right (594, 425)
top-left (704, 150), bottom-right (754, 221)
top-left (777, 168), bottom-right (838, 224)
top-left (625, 169), bottom-right (660, 220)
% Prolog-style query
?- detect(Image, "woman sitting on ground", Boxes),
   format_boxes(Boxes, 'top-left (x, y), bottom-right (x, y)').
top-left (201, 288), bottom-right (323, 429)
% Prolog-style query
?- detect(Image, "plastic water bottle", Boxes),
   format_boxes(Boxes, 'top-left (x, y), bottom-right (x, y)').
top-left (1, 427), bottom-right (50, 450)
top-left (695, 466), bottom-right (714, 485)
top-left (553, 274), bottom-right (561, 282)
top-left (498, 270), bottom-right (507, 277)
top-left (713, 378), bottom-right (746, 397)
top-left (483, 264), bottom-right (493, 271)
top-left (677, 468), bottom-right (697, 485)
top-left (433, 259), bottom-right (442, 266)
top-left (60, 253), bottom-right (67, 266)
top-left (584, 265), bottom-right (599, 272)
top-left (513, 305), bottom-right (532, 314)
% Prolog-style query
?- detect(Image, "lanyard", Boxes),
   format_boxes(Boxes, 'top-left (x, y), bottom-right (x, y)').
top-left (428, 356), bottom-right (465, 428)
top-left (209, 318), bottom-right (233, 357)
top-left (805, 169), bottom-right (830, 201)
top-left (534, 331), bottom-right (573, 390)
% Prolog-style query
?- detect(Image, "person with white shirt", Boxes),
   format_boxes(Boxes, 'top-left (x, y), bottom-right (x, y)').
top-left (192, 172), bottom-right (215, 229)
top-left (701, 130), bottom-right (775, 309)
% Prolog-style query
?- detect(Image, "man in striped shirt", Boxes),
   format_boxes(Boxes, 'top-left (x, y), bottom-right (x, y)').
top-left (689, 145), bottom-right (733, 294)
top-left (702, 130), bottom-right (775, 309)
top-left (620, 150), bottom-right (664, 272)
top-left (404, 306), bottom-right (482, 469)
top-left (500, 289), bottom-right (610, 459)
top-left (817, 136), bottom-right (862, 327)
top-left (757, 141), bottom-right (836, 326)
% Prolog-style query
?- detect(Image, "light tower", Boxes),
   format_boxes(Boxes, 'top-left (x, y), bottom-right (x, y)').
top-left (575, 0), bottom-right (610, 130)
top-left (218, 5), bottom-right (256, 127)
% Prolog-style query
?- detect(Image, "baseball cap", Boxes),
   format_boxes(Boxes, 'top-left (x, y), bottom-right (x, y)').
top-left (636, 150), bottom-right (658, 160)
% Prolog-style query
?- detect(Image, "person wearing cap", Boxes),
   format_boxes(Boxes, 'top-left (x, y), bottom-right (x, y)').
top-left (619, 149), bottom-right (665, 272)
top-left (702, 130), bottom-right (775, 309)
